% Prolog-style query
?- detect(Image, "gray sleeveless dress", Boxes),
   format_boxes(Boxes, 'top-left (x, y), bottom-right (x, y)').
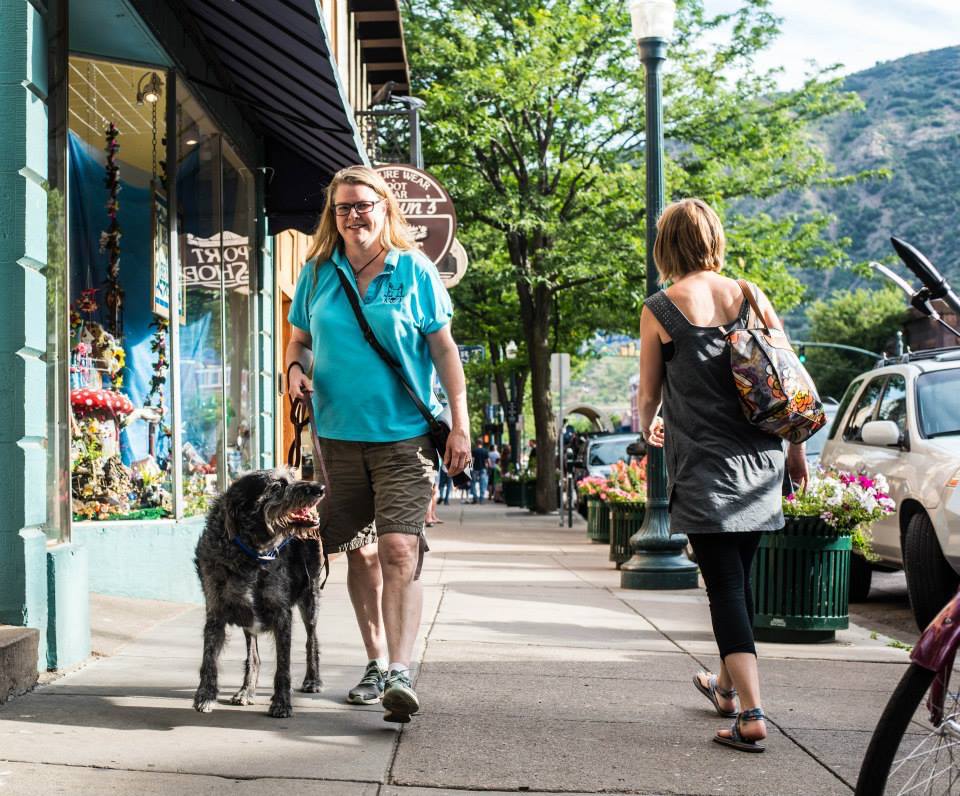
top-left (644, 289), bottom-right (784, 535)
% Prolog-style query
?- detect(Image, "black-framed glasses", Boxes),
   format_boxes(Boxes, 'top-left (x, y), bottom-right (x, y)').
top-left (333, 199), bottom-right (382, 216)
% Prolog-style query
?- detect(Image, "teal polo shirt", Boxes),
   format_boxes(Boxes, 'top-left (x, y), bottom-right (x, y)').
top-left (288, 247), bottom-right (453, 442)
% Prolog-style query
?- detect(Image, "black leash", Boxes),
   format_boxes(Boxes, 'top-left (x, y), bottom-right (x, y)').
top-left (286, 374), bottom-right (330, 589)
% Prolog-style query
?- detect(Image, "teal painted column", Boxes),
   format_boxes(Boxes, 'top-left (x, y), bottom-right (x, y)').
top-left (0, 1), bottom-right (52, 668)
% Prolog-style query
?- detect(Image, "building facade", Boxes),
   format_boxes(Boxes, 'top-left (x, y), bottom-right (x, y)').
top-left (0, 0), bottom-right (409, 674)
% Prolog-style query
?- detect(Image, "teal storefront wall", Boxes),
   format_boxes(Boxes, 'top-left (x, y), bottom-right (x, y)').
top-left (0, 1), bottom-right (55, 668)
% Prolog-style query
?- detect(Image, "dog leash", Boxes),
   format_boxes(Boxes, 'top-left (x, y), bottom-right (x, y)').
top-left (288, 387), bottom-right (330, 589)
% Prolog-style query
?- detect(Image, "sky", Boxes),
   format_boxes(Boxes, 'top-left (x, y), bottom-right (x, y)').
top-left (702, 0), bottom-right (960, 88)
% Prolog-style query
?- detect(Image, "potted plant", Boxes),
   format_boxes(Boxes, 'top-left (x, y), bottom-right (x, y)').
top-left (606, 459), bottom-right (647, 567)
top-left (502, 469), bottom-right (534, 508)
top-left (752, 467), bottom-right (894, 643)
top-left (577, 476), bottom-right (609, 543)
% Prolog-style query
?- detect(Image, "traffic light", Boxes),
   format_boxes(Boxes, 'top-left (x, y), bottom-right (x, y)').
top-left (798, 344), bottom-right (806, 364)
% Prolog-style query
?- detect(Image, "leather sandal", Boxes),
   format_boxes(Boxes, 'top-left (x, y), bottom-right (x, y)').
top-left (692, 671), bottom-right (738, 718)
top-left (714, 707), bottom-right (767, 753)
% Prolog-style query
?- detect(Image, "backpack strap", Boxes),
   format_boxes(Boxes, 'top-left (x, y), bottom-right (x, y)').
top-left (644, 291), bottom-right (689, 339)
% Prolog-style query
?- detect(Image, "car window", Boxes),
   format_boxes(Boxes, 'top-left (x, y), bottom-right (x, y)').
top-left (829, 379), bottom-right (863, 439)
top-left (842, 377), bottom-right (886, 442)
top-left (877, 375), bottom-right (908, 434)
top-left (917, 369), bottom-right (960, 438)
top-left (588, 440), bottom-right (629, 466)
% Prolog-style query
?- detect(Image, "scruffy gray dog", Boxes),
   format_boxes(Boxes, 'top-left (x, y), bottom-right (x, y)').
top-left (193, 467), bottom-right (325, 718)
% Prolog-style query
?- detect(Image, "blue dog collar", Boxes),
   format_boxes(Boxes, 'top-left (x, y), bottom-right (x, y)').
top-left (232, 536), bottom-right (294, 566)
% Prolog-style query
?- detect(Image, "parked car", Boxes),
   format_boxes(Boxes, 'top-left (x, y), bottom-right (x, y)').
top-left (572, 432), bottom-right (642, 517)
top-left (804, 399), bottom-right (840, 468)
top-left (819, 349), bottom-right (960, 626)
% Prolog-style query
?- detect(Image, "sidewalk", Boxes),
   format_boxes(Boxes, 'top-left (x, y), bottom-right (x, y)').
top-left (0, 503), bottom-right (910, 795)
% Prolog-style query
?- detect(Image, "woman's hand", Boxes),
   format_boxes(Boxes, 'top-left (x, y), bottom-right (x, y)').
top-left (786, 442), bottom-right (809, 490)
top-left (286, 362), bottom-right (312, 402)
top-left (644, 417), bottom-right (665, 448)
top-left (444, 427), bottom-right (471, 476)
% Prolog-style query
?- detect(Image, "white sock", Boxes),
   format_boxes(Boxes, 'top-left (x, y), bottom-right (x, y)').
top-left (372, 657), bottom-right (388, 672)
top-left (388, 662), bottom-right (409, 675)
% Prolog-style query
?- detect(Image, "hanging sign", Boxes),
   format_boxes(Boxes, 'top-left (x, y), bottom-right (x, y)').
top-left (152, 192), bottom-right (171, 317)
top-left (437, 239), bottom-right (469, 288)
top-left (183, 231), bottom-right (250, 291)
top-left (375, 165), bottom-right (457, 266)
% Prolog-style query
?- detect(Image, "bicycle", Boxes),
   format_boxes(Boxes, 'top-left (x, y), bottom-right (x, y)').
top-left (855, 586), bottom-right (960, 794)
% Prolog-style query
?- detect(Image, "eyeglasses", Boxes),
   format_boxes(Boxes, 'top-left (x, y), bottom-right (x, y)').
top-left (333, 200), bottom-right (382, 216)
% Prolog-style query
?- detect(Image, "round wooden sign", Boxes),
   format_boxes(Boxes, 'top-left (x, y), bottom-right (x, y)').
top-left (437, 239), bottom-right (469, 288)
top-left (375, 165), bottom-right (457, 265)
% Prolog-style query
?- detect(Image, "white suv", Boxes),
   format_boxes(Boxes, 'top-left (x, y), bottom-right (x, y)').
top-left (820, 349), bottom-right (960, 628)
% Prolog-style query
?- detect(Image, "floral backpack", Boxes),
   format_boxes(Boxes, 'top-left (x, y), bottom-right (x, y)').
top-left (722, 280), bottom-right (827, 444)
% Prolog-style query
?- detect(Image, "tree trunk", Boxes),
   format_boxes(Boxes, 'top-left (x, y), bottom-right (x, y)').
top-left (518, 279), bottom-right (557, 513)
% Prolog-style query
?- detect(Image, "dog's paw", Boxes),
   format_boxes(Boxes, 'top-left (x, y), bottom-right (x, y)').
top-left (230, 689), bottom-right (256, 706)
top-left (299, 678), bottom-right (324, 694)
top-left (268, 699), bottom-right (293, 719)
top-left (193, 695), bottom-right (217, 713)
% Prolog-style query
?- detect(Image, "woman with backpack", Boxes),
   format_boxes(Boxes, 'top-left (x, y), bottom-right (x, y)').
top-left (638, 198), bottom-right (810, 753)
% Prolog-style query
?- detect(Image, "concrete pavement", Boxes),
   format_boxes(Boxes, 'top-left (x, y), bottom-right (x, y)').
top-left (0, 503), bottom-right (913, 794)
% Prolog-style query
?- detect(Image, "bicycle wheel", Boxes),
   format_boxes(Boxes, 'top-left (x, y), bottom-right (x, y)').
top-left (855, 662), bottom-right (960, 795)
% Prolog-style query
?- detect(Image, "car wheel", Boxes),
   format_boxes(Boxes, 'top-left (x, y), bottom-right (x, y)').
top-left (903, 512), bottom-right (960, 630)
top-left (849, 553), bottom-right (873, 602)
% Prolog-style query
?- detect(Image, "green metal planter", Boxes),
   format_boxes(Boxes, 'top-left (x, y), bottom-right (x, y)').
top-left (587, 499), bottom-right (610, 544)
top-left (503, 480), bottom-right (524, 507)
top-left (752, 516), bottom-right (851, 643)
top-left (610, 503), bottom-right (645, 567)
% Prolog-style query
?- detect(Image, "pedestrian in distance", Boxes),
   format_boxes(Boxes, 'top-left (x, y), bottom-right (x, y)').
top-left (487, 443), bottom-right (501, 501)
top-left (637, 198), bottom-right (808, 753)
top-left (285, 165), bottom-right (470, 724)
top-left (438, 463), bottom-right (452, 506)
top-left (470, 439), bottom-right (490, 503)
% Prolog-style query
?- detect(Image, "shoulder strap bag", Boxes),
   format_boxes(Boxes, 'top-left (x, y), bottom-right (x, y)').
top-left (333, 267), bottom-right (471, 486)
top-left (722, 280), bottom-right (827, 444)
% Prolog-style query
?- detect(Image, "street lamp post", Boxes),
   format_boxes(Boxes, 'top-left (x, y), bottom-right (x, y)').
top-left (621, 0), bottom-right (699, 590)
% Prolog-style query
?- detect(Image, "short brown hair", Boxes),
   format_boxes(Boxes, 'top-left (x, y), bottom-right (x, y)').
top-left (653, 198), bottom-right (725, 282)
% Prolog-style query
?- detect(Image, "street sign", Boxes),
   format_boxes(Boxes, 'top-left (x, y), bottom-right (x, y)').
top-left (457, 344), bottom-right (485, 364)
top-left (550, 352), bottom-right (571, 393)
top-left (375, 165), bottom-right (457, 266)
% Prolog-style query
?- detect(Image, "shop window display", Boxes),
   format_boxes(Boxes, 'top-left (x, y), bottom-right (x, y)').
top-left (67, 57), bottom-right (173, 520)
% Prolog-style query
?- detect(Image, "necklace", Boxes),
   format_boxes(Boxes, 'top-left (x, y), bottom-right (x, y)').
top-left (349, 246), bottom-right (384, 279)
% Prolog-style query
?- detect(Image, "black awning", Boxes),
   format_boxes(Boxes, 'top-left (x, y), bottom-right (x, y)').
top-left (179, 0), bottom-right (372, 233)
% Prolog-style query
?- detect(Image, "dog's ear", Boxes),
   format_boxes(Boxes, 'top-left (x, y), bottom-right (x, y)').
top-left (255, 479), bottom-right (285, 512)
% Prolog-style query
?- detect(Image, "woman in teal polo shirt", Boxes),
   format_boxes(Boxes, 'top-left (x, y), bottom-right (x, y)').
top-left (285, 166), bottom-right (470, 724)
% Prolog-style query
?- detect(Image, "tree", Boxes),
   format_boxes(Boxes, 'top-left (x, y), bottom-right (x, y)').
top-left (405, 0), bottom-right (869, 511)
top-left (805, 287), bottom-right (906, 399)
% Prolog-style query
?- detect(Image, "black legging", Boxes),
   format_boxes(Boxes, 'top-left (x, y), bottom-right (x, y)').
top-left (688, 532), bottom-right (762, 659)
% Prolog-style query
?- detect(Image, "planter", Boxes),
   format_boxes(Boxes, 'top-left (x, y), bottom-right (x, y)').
top-left (587, 499), bottom-right (610, 544)
top-left (503, 480), bottom-right (524, 507)
top-left (752, 515), bottom-right (851, 643)
top-left (609, 503), bottom-right (646, 567)
top-left (524, 484), bottom-right (537, 511)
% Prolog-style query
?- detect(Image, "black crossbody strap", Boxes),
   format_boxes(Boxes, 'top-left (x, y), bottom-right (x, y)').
top-left (334, 267), bottom-right (441, 430)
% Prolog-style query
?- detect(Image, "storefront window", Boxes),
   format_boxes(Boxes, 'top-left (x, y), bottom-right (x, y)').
top-left (177, 84), bottom-right (259, 515)
top-left (66, 56), bottom-right (173, 522)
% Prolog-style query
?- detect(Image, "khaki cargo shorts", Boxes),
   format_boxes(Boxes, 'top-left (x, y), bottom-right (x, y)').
top-left (316, 434), bottom-right (436, 555)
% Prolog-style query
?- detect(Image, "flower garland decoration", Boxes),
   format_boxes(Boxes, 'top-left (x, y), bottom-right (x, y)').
top-left (101, 122), bottom-right (124, 338)
top-left (144, 317), bottom-right (171, 453)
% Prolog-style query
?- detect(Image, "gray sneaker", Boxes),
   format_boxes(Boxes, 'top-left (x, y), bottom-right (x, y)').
top-left (382, 670), bottom-right (420, 723)
top-left (347, 661), bottom-right (386, 705)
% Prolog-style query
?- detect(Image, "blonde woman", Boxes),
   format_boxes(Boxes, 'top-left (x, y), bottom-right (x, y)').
top-left (638, 198), bottom-right (808, 753)
top-left (285, 166), bottom-right (470, 723)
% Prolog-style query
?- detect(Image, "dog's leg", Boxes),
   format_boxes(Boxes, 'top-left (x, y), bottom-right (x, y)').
top-left (231, 630), bottom-right (260, 705)
top-left (194, 613), bottom-right (227, 713)
top-left (298, 587), bottom-right (323, 693)
top-left (268, 610), bottom-right (294, 718)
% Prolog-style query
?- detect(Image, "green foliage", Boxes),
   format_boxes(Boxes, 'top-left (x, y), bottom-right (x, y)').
top-left (805, 288), bottom-right (906, 398)
top-left (404, 0), bottom-right (871, 505)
